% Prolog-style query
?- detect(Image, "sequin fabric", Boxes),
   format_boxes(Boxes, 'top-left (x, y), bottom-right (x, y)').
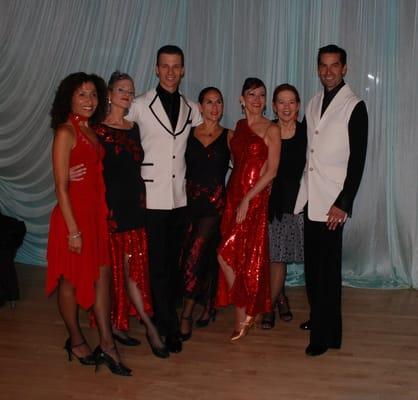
top-left (217, 119), bottom-right (272, 316)
top-left (109, 228), bottom-right (153, 330)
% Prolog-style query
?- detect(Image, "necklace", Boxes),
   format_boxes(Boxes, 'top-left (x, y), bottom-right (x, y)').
top-left (69, 113), bottom-right (89, 122)
top-left (278, 121), bottom-right (296, 139)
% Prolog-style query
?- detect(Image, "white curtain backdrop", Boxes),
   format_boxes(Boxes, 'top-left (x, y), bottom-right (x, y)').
top-left (0, 0), bottom-right (417, 288)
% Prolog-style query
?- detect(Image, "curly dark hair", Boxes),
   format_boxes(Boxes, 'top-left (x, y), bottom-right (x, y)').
top-left (50, 72), bottom-right (107, 130)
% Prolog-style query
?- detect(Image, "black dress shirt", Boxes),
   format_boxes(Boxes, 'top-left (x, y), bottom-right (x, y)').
top-left (156, 84), bottom-right (180, 131)
top-left (321, 80), bottom-right (346, 116)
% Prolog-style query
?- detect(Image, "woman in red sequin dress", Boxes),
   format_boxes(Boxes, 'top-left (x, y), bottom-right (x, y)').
top-left (217, 78), bottom-right (281, 341)
top-left (47, 73), bottom-right (131, 376)
top-left (71, 72), bottom-right (167, 358)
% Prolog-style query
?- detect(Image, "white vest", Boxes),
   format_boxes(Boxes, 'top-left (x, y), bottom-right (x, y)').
top-left (294, 84), bottom-right (361, 221)
top-left (127, 89), bottom-right (201, 210)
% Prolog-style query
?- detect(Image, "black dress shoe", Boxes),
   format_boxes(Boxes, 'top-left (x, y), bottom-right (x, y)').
top-left (305, 344), bottom-right (328, 356)
top-left (146, 334), bottom-right (169, 359)
top-left (93, 346), bottom-right (132, 376)
top-left (179, 315), bottom-right (193, 342)
top-left (299, 320), bottom-right (311, 331)
top-left (64, 338), bottom-right (96, 365)
top-left (196, 308), bottom-right (217, 328)
top-left (165, 335), bottom-right (183, 353)
top-left (328, 343), bottom-right (341, 349)
top-left (113, 333), bottom-right (141, 346)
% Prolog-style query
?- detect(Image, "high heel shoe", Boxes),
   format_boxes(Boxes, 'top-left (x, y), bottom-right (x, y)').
top-left (277, 295), bottom-right (293, 322)
top-left (179, 315), bottom-right (193, 341)
top-left (93, 346), bottom-right (132, 376)
top-left (145, 333), bottom-right (169, 359)
top-left (64, 338), bottom-right (95, 365)
top-left (230, 317), bottom-right (255, 342)
top-left (261, 310), bottom-right (276, 330)
top-left (196, 308), bottom-right (217, 328)
top-left (112, 332), bottom-right (141, 346)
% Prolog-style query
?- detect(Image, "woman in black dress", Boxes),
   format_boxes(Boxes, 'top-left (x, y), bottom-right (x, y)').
top-left (70, 72), bottom-right (168, 358)
top-left (179, 87), bottom-right (232, 341)
top-left (262, 84), bottom-right (307, 329)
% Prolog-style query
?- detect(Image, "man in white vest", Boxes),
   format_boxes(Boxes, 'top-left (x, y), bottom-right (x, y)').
top-left (294, 44), bottom-right (368, 356)
top-left (127, 45), bottom-right (201, 355)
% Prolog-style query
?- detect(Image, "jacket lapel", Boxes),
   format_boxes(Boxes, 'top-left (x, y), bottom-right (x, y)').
top-left (174, 95), bottom-right (192, 136)
top-left (149, 91), bottom-right (174, 135)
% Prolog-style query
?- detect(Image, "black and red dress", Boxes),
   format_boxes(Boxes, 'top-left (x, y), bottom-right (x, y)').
top-left (95, 122), bottom-right (153, 331)
top-left (181, 127), bottom-right (230, 307)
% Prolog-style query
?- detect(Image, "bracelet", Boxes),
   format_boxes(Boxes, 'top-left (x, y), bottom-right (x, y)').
top-left (68, 231), bottom-right (82, 240)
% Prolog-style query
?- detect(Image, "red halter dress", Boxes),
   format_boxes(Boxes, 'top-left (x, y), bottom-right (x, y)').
top-left (46, 114), bottom-right (110, 309)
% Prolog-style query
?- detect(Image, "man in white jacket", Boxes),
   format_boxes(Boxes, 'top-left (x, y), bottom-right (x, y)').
top-left (294, 44), bottom-right (368, 356)
top-left (127, 45), bottom-right (201, 355)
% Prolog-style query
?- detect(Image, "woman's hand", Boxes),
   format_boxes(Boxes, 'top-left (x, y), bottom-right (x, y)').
top-left (236, 197), bottom-right (250, 223)
top-left (68, 232), bottom-right (82, 254)
top-left (69, 164), bottom-right (86, 181)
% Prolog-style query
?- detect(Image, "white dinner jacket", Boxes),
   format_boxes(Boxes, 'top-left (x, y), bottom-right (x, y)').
top-left (127, 88), bottom-right (201, 210)
top-left (294, 84), bottom-right (361, 221)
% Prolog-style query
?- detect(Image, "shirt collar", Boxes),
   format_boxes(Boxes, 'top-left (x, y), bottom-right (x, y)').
top-left (156, 84), bottom-right (179, 98)
top-left (323, 79), bottom-right (345, 100)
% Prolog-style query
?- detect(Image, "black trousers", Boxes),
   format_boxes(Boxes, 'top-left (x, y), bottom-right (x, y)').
top-left (304, 213), bottom-right (343, 349)
top-left (145, 207), bottom-right (188, 336)
top-left (0, 213), bottom-right (26, 303)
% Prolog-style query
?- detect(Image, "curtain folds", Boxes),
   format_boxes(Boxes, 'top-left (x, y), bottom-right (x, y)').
top-left (0, 0), bottom-right (416, 288)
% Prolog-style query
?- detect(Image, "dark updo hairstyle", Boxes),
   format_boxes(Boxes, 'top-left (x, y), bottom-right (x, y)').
top-left (198, 86), bottom-right (224, 104)
top-left (241, 77), bottom-right (266, 96)
top-left (272, 83), bottom-right (301, 104)
top-left (50, 72), bottom-right (107, 130)
top-left (108, 70), bottom-right (135, 92)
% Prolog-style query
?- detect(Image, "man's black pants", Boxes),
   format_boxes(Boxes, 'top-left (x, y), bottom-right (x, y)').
top-left (304, 213), bottom-right (343, 349)
top-left (145, 207), bottom-right (188, 337)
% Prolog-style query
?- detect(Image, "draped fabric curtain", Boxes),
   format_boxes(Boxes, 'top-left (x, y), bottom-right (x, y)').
top-left (0, 0), bottom-right (417, 288)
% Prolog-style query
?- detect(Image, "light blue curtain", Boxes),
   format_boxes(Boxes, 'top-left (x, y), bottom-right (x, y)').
top-left (0, 0), bottom-right (417, 288)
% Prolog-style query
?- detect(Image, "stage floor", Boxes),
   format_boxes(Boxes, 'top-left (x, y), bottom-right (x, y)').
top-left (0, 264), bottom-right (417, 400)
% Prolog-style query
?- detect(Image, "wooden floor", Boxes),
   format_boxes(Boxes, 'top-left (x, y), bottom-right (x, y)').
top-left (1, 264), bottom-right (417, 400)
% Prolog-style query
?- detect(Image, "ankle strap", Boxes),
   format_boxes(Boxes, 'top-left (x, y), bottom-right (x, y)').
top-left (72, 340), bottom-right (86, 348)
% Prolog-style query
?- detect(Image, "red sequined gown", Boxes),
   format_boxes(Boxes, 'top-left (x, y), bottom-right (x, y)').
top-left (46, 115), bottom-right (110, 310)
top-left (95, 122), bottom-right (153, 331)
top-left (217, 119), bottom-right (272, 316)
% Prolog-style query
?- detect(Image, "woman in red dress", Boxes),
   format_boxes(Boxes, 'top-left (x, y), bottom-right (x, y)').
top-left (46, 73), bottom-right (131, 376)
top-left (217, 78), bottom-right (281, 341)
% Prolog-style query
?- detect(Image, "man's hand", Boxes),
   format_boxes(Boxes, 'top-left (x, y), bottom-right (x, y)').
top-left (69, 164), bottom-right (86, 181)
top-left (326, 205), bottom-right (347, 231)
